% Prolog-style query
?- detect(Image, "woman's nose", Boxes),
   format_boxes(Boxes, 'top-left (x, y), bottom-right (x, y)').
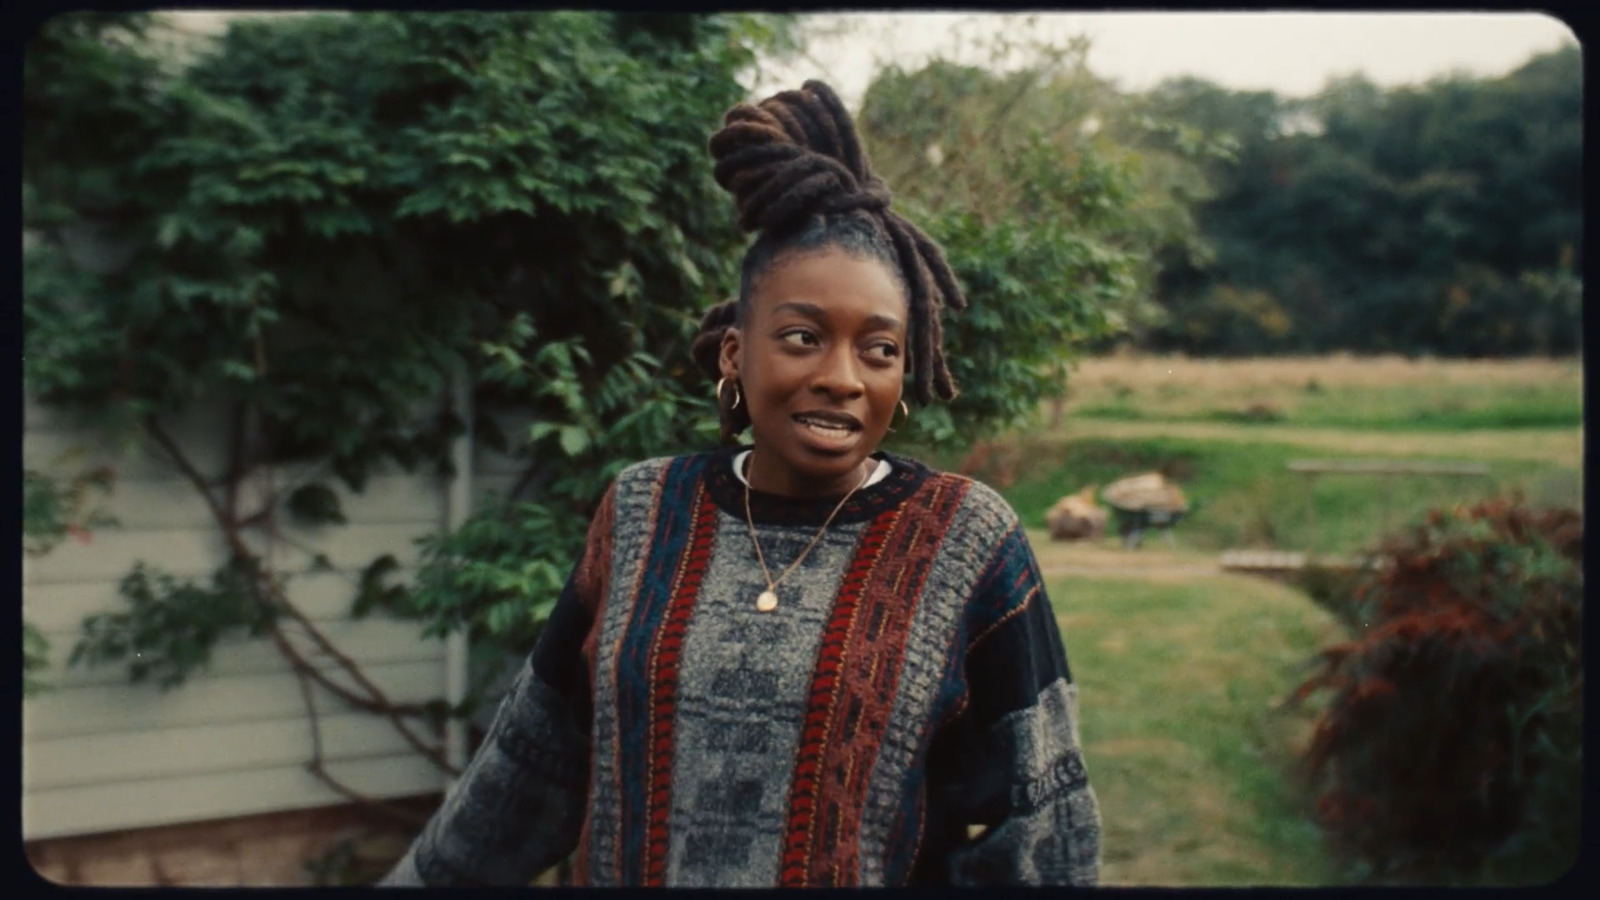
top-left (810, 345), bottom-right (864, 397)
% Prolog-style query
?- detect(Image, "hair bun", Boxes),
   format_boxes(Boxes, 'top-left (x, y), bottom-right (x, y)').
top-left (708, 80), bottom-right (891, 233)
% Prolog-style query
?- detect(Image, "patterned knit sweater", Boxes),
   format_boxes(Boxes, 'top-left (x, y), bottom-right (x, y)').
top-left (381, 446), bottom-right (1100, 887)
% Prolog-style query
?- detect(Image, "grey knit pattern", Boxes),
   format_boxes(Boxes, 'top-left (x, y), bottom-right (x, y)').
top-left (948, 678), bottom-right (1101, 886)
top-left (663, 520), bottom-right (864, 886)
top-left (583, 458), bottom-right (669, 879)
top-left (856, 476), bottom-right (1017, 883)
top-left (379, 662), bottom-right (587, 886)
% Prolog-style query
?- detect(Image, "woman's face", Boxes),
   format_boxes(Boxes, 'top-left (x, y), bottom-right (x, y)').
top-left (720, 247), bottom-right (908, 498)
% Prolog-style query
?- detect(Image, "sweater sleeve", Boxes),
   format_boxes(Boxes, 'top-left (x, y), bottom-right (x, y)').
top-left (378, 485), bottom-right (615, 886)
top-left (916, 521), bottom-right (1102, 886)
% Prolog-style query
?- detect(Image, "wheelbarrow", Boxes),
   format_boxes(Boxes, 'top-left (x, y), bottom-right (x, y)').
top-left (1102, 472), bottom-right (1190, 550)
top-left (1108, 504), bottom-right (1187, 549)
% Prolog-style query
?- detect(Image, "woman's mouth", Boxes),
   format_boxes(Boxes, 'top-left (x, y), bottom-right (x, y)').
top-left (792, 412), bottom-right (862, 452)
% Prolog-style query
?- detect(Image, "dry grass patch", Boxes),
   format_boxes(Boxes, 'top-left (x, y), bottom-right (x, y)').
top-left (1053, 354), bottom-right (1582, 432)
top-left (1053, 419), bottom-right (1582, 467)
top-left (1069, 353), bottom-right (1581, 394)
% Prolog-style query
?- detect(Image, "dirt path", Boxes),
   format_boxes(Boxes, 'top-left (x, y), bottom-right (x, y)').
top-left (1026, 531), bottom-right (1237, 581)
top-left (1041, 563), bottom-right (1223, 579)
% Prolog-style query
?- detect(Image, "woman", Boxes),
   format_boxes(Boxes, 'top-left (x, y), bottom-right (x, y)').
top-left (381, 80), bottom-right (1100, 888)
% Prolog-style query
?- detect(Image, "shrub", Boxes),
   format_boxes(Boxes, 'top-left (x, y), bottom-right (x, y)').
top-left (1288, 496), bottom-right (1582, 884)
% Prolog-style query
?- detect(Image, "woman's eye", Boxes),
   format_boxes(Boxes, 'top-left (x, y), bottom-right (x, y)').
top-left (867, 342), bottom-right (900, 361)
top-left (780, 331), bottom-right (819, 347)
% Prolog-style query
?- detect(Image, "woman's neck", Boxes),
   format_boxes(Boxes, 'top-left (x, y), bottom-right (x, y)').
top-left (742, 449), bottom-right (877, 498)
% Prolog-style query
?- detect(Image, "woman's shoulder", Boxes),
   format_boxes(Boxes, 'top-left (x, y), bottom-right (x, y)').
top-left (886, 453), bottom-right (1022, 529)
top-left (612, 449), bottom-right (728, 493)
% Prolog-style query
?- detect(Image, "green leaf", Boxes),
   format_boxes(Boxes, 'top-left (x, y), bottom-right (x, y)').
top-left (352, 554), bottom-right (403, 619)
top-left (287, 483), bottom-right (347, 526)
top-left (219, 360), bottom-right (258, 383)
top-left (530, 597), bottom-right (557, 622)
top-left (557, 425), bottom-right (589, 457)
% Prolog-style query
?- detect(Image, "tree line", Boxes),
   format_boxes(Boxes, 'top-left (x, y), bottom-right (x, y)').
top-left (855, 31), bottom-right (1579, 358)
top-left (1132, 45), bottom-right (1580, 357)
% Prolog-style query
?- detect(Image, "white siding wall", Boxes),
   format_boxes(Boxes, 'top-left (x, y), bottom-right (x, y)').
top-left (471, 409), bottom-right (538, 512)
top-left (23, 11), bottom-right (551, 842)
top-left (23, 397), bottom-right (465, 840)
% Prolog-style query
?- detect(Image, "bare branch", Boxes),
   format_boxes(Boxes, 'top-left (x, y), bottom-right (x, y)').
top-left (267, 613), bottom-right (460, 776)
top-left (224, 400), bottom-right (247, 520)
top-left (306, 759), bottom-right (431, 829)
top-left (293, 666), bottom-right (326, 762)
top-left (292, 657), bottom-right (432, 829)
top-left (147, 411), bottom-right (463, 779)
top-left (144, 415), bottom-right (230, 527)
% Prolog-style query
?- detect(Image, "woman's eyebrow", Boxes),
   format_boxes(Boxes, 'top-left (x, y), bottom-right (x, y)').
top-left (771, 302), bottom-right (904, 333)
top-left (772, 301), bottom-right (828, 322)
top-left (862, 313), bottom-right (905, 333)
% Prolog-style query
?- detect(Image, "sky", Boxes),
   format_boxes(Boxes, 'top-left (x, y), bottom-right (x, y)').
top-left (167, 11), bottom-right (1576, 108)
top-left (749, 12), bottom-right (1578, 108)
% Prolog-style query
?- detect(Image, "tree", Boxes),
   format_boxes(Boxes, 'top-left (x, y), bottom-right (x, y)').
top-left (855, 27), bottom-right (1216, 437)
top-left (1137, 45), bottom-right (1581, 357)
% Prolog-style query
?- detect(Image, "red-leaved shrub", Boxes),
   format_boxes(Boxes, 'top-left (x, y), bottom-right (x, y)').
top-left (1289, 496), bottom-right (1582, 884)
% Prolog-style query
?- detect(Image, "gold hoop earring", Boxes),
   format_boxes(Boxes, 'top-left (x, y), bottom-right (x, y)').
top-left (716, 377), bottom-right (742, 410)
top-left (888, 399), bottom-right (910, 432)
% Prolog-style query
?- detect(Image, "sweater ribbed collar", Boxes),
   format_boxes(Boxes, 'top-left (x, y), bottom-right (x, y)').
top-left (701, 443), bottom-right (931, 527)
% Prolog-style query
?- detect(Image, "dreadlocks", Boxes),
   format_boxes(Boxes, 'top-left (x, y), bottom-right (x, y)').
top-left (690, 80), bottom-right (968, 443)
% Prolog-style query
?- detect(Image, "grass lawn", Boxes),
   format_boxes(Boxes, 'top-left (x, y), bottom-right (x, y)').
top-left (906, 356), bottom-right (1581, 554)
top-left (907, 354), bottom-right (1584, 887)
top-left (997, 432), bottom-right (1575, 554)
top-left (918, 428), bottom-right (1577, 556)
top-left (1049, 571), bottom-right (1350, 886)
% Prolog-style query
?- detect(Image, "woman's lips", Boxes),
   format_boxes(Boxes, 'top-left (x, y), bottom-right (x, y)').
top-left (792, 413), bottom-right (862, 453)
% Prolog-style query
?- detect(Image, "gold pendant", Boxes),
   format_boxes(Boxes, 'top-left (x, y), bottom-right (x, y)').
top-left (756, 590), bottom-right (779, 612)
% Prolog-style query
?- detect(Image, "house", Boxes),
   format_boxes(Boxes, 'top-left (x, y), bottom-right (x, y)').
top-left (22, 12), bottom-right (536, 883)
top-left (22, 389), bottom-right (528, 884)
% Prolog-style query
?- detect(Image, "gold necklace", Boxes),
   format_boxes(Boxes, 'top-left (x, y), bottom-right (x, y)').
top-left (742, 456), bottom-right (873, 613)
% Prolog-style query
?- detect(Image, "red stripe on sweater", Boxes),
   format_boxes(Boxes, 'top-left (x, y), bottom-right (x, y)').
top-left (781, 478), bottom-right (972, 885)
top-left (641, 487), bottom-right (718, 885)
top-left (777, 504), bottom-right (902, 885)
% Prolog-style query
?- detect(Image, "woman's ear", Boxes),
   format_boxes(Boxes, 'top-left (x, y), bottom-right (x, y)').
top-left (719, 326), bottom-right (742, 382)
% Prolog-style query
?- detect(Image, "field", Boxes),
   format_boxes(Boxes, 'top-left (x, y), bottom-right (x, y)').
top-left (933, 354), bottom-right (1583, 886)
top-left (935, 354), bottom-right (1583, 555)
top-left (1057, 353), bottom-right (1583, 432)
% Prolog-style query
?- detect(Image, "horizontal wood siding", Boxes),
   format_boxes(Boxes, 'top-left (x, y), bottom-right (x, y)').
top-left (25, 711), bottom-right (434, 792)
top-left (25, 523), bottom-right (432, 585)
top-left (24, 660), bottom-right (445, 741)
top-left (25, 569), bottom-right (421, 632)
top-left (35, 618), bottom-right (441, 688)
top-left (23, 756), bottom-right (446, 840)
top-left (24, 396), bottom-right (457, 840)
